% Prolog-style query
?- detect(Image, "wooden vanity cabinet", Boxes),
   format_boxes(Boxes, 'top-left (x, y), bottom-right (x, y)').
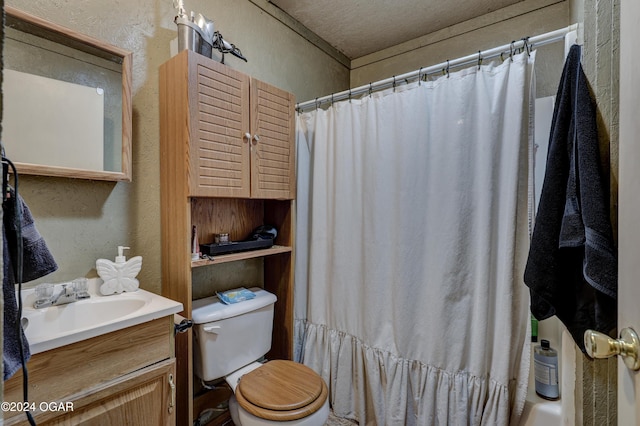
top-left (3, 317), bottom-right (176, 426)
top-left (159, 51), bottom-right (296, 426)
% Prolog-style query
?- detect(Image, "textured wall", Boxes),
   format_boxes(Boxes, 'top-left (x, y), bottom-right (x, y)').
top-left (4, 0), bottom-right (348, 294)
top-left (578, 0), bottom-right (619, 424)
top-left (350, 0), bottom-right (570, 97)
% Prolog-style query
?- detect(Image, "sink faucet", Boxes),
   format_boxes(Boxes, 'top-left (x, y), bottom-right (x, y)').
top-left (34, 282), bottom-right (90, 309)
top-left (52, 284), bottom-right (77, 305)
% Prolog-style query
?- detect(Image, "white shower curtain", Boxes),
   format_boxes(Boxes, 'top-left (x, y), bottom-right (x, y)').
top-left (295, 51), bottom-right (536, 426)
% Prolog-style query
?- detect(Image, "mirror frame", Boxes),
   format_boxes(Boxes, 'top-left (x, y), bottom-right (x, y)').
top-left (4, 6), bottom-right (133, 182)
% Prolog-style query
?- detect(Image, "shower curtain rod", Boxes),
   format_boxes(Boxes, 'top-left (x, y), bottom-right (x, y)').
top-left (297, 23), bottom-right (579, 112)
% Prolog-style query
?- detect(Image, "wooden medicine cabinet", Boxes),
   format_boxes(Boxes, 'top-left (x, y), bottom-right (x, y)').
top-left (2, 6), bottom-right (133, 181)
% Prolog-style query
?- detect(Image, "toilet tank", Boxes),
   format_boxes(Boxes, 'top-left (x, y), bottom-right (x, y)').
top-left (191, 287), bottom-right (277, 382)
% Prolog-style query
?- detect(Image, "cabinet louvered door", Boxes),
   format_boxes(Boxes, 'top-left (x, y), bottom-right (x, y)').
top-left (250, 79), bottom-right (296, 200)
top-left (190, 54), bottom-right (250, 197)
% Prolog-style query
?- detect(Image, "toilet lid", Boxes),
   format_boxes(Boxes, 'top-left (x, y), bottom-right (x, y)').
top-left (236, 360), bottom-right (328, 421)
top-left (238, 360), bottom-right (323, 410)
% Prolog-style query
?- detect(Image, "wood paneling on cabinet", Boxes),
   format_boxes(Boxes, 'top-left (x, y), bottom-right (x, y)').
top-left (160, 50), bottom-right (296, 426)
top-left (4, 317), bottom-right (175, 425)
top-left (193, 57), bottom-right (250, 197)
top-left (160, 50), bottom-right (295, 199)
top-left (251, 79), bottom-right (296, 199)
top-left (40, 360), bottom-right (175, 426)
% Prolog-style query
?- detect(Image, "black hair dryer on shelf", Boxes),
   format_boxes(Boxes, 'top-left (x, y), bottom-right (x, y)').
top-left (248, 225), bottom-right (278, 241)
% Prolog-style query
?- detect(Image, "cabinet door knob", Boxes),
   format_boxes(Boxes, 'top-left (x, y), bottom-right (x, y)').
top-left (584, 327), bottom-right (640, 370)
top-left (252, 134), bottom-right (260, 144)
top-left (244, 132), bottom-right (251, 142)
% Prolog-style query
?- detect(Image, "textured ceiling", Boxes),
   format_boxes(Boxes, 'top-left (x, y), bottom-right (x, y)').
top-left (269, 0), bottom-right (524, 59)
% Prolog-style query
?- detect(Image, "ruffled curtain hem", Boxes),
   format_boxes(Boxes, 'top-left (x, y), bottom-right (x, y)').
top-left (296, 320), bottom-right (527, 426)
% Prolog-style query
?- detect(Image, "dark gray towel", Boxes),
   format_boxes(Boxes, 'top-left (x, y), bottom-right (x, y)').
top-left (524, 45), bottom-right (617, 352)
top-left (3, 189), bottom-right (57, 380)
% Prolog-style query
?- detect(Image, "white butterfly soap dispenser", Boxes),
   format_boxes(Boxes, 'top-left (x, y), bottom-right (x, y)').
top-left (96, 246), bottom-right (143, 296)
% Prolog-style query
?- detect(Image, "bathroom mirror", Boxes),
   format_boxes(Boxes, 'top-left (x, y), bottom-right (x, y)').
top-left (2, 6), bottom-right (132, 181)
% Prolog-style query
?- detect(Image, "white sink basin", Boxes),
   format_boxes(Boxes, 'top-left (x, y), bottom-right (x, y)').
top-left (19, 278), bottom-right (182, 354)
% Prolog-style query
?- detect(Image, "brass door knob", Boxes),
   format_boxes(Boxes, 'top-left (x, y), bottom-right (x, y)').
top-left (584, 327), bottom-right (640, 371)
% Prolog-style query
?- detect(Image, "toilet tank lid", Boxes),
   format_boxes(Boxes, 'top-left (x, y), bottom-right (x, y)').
top-left (191, 287), bottom-right (277, 324)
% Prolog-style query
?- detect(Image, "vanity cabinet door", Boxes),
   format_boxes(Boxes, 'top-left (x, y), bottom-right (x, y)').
top-left (41, 359), bottom-right (176, 426)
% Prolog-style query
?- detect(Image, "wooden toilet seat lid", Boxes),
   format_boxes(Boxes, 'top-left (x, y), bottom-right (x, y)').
top-left (236, 360), bottom-right (327, 421)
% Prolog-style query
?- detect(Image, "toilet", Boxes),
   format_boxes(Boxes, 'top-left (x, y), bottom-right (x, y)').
top-left (192, 288), bottom-right (329, 426)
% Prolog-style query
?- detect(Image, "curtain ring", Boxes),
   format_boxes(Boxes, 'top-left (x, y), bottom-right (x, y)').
top-left (393, 75), bottom-right (396, 92)
top-left (331, 94), bottom-right (334, 106)
top-left (446, 60), bottom-right (450, 78)
top-left (348, 89), bottom-right (352, 103)
top-left (522, 37), bottom-right (531, 57)
top-left (477, 51), bottom-right (483, 70)
top-left (418, 67), bottom-right (423, 85)
top-left (368, 82), bottom-right (373, 97)
top-left (314, 97), bottom-right (319, 110)
top-left (510, 41), bottom-right (515, 62)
